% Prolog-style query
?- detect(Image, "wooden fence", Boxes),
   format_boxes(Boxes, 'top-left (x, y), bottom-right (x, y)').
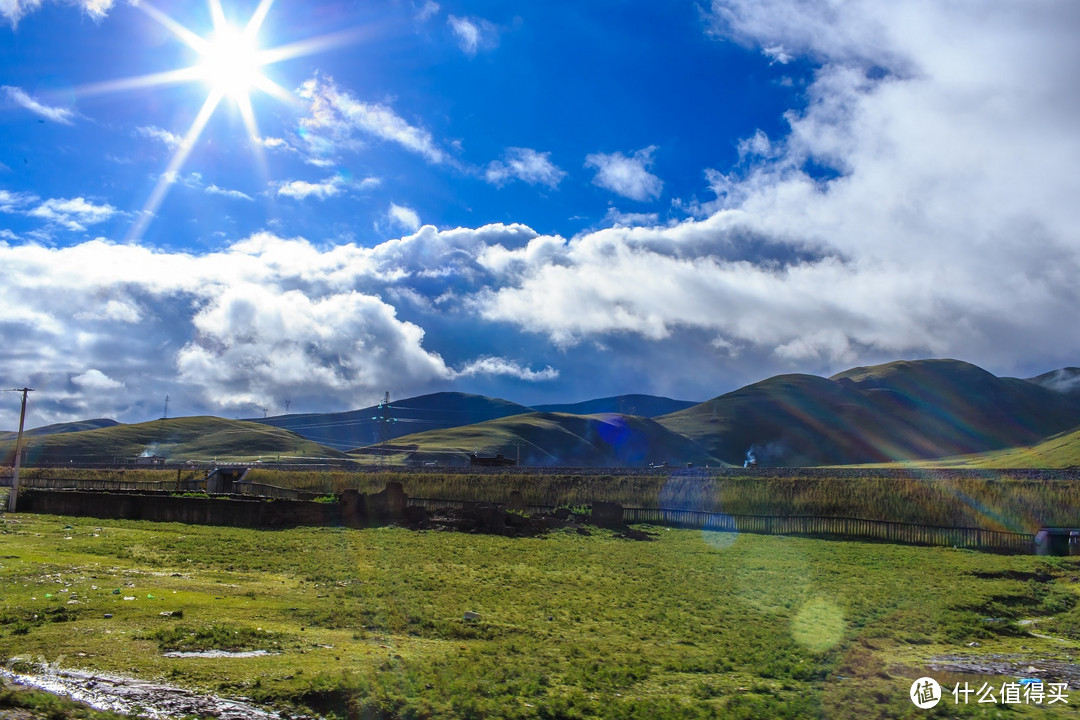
top-left (3, 479), bottom-right (1035, 553)
top-left (407, 497), bottom-right (1034, 554)
top-left (620, 507), bottom-right (1034, 553)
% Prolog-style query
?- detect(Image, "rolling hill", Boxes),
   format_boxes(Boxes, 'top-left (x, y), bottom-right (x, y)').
top-left (0, 417), bottom-right (344, 466)
top-left (364, 411), bottom-right (725, 467)
top-left (657, 359), bottom-right (1080, 466)
top-left (0, 418), bottom-right (119, 441)
top-left (864, 426), bottom-right (1080, 469)
top-left (253, 392), bottom-right (533, 450)
top-left (532, 394), bottom-right (699, 417)
top-left (1026, 367), bottom-right (1080, 398)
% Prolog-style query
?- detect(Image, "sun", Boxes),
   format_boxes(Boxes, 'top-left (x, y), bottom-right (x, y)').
top-left (70, 0), bottom-right (365, 241)
top-left (199, 23), bottom-right (266, 101)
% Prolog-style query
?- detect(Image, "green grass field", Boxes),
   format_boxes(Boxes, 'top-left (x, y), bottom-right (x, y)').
top-left (2, 510), bottom-right (1079, 718)
top-left (866, 428), bottom-right (1080, 470)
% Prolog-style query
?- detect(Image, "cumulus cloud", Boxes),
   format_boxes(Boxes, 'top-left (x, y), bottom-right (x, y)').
top-left (388, 203), bottom-right (421, 232)
top-left (485, 148), bottom-right (566, 188)
top-left (298, 76), bottom-right (448, 165)
top-left (2, 85), bottom-right (75, 124)
top-left (585, 146), bottom-right (664, 201)
top-left (27, 196), bottom-right (117, 230)
top-left (72, 369), bottom-right (124, 390)
top-left (176, 286), bottom-right (453, 407)
top-left (447, 15), bottom-right (498, 56)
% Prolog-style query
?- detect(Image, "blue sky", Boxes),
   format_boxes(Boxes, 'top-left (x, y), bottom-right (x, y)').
top-left (2, 0), bottom-right (1079, 429)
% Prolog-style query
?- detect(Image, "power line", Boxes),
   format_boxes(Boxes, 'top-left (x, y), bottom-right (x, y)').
top-left (6, 387), bottom-right (34, 512)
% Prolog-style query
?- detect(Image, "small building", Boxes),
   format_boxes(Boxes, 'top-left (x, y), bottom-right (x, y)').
top-left (1035, 528), bottom-right (1080, 556)
top-left (134, 455), bottom-right (166, 467)
top-left (469, 452), bottom-right (515, 467)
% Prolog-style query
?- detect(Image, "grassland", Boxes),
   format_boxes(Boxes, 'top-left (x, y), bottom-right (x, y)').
top-left (865, 428), bottom-right (1080, 470)
top-left (2, 508), bottom-right (1080, 718)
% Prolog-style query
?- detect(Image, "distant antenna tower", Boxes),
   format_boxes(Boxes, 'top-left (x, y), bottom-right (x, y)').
top-left (162, 394), bottom-right (169, 419)
top-left (284, 399), bottom-right (291, 414)
top-left (261, 408), bottom-right (269, 418)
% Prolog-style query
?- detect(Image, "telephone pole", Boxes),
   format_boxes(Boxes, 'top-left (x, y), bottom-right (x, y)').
top-left (6, 388), bottom-right (33, 512)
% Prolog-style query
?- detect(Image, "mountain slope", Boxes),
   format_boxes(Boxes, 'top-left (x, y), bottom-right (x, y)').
top-left (0, 417), bottom-right (344, 465)
top-left (1026, 367), bottom-right (1080, 398)
top-left (0, 418), bottom-right (119, 441)
top-left (658, 359), bottom-right (1080, 466)
top-left (870, 425), bottom-right (1080, 469)
top-left (253, 392), bottom-right (534, 450)
top-left (365, 412), bottom-right (725, 467)
top-left (532, 394), bottom-right (698, 417)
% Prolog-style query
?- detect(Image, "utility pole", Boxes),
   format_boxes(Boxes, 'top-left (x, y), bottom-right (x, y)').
top-left (7, 388), bottom-right (33, 512)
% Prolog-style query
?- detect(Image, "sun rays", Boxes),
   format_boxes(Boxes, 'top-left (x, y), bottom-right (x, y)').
top-left (66, 0), bottom-right (365, 241)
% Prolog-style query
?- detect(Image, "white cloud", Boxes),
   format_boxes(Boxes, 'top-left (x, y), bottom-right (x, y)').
top-left (0, 0), bottom-right (43, 27)
top-left (0, 229), bottom-right (17, 240)
top-left (206, 184), bottom-right (254, 201)
top-left (1, 0), bottom-right (117, 26)
top-left (454, 357), bottom-right (558, 381)
top-left (176, 286), bottom-right (453, 407)
top-left (72, 368), bottom-right (124, 390)
top-left (137, 125), bottom-right (181, 149)
top-left (485, 147), bottom-right (566, 188)
top-left (388, 203), bottom-right (421, 232)
top-left (2, 85), bottom-right (75, 124)
top-left (416, 0), bottom-right (439, 22)
top-left (0, 189), bottom-right (38, 212)
top-left (603, 208), bottom-right (660, 227)
top-left (298, 76), bottom-right (448, 164)
top-left (447, 15), bottom-right (498, 56)
top-left (277, 179), bottom-right (340, 199)
top-left (276, 174), bottom-right (378, 200)
top-left (585, 146), bottom-right (664, 201)
top-left (79, 0), bottom-right (114, 21)
top-left (27, 197), bottom-right (117, 230)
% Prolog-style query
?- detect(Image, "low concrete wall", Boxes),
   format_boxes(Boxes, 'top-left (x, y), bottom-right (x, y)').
top-left (16, 486), bottom-right (407, 528)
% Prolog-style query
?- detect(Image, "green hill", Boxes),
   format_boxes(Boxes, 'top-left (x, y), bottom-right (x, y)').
top-left (1026, 367), bottom-right (1080, 397)
top-left (0, 418), bottom-right (119, 441)
top-left (253, 392), bottom-right (533, 450)
top-left (532, 394), bottom-right (698, 417)
top-left (359, 411), bottom-right (725, 467)
top-left (868, 426), bottom-right (1080, 469)
top-left (658, 359), bottom-right (1080, 466)
top-left (0, 416), bottom-right (344, 465)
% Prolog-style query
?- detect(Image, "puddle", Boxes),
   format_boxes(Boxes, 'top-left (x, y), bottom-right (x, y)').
top-left (0, 664), bottom-right (285, 719)
top-left (162, 649), bottom-right (278, 658)
top-left (927, 654), bottom-right (1080, 687)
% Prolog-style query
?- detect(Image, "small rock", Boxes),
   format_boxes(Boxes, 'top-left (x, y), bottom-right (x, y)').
top-left (463, 611), bottom-right (481, 622)
top-left (967, 641), bottom-right (980, 647)
top-left (103, 613), bottom-right (113, 619)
